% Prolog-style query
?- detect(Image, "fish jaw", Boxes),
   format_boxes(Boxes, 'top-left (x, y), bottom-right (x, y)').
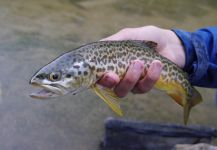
top-left (29, 81), bottom-right (66, 99)
top-left (29, 88), bottom-right (60, 99)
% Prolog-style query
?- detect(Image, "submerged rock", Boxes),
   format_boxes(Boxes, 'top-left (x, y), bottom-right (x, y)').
top-left (175, 143), bottom-right (217, 150)
top-left (101, 118), bottom-right (217, 150)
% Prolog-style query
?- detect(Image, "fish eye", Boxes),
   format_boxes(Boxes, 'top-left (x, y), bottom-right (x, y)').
top-left (66, 74), bottom-right (71, 78)
top-left (49, 72), bottom-right (61, 81)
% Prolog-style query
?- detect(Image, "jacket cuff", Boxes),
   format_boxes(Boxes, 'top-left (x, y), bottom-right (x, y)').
top-left (172, 29), bottom-right (209, 84)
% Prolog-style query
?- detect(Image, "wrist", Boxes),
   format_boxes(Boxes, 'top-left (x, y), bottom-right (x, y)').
top-left (161, 29), bottom-right (186, 68)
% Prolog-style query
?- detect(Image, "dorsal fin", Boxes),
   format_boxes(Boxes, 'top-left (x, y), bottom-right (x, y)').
top-left (145, 41), bottom-right (158, 50)
top-left (129, 40), bottom-right (157, 50)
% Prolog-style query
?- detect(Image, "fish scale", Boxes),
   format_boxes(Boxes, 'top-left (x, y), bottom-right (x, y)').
top-left (30, 40), bottom-right (202, 124)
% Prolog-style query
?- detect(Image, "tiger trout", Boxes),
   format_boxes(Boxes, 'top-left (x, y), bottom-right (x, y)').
top-left (29, 40), bottom-right (202, 124)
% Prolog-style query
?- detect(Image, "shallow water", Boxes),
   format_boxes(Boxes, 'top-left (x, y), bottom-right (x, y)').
top-left (0, 0), bottom-right (217, 149)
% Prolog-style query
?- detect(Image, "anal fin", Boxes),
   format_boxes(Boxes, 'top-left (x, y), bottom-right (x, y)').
top-left (168, 91), bottom-right (189, 125)
top-left (168, 92), bottom-right (183, 106)
top-left (155, 77), bottom-right (191, 125)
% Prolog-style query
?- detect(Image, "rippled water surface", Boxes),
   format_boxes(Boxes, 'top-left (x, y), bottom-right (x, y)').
top-left (0, 0), bottom-right (217, 149)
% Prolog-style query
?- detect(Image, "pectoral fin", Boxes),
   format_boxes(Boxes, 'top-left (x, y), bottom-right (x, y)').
top-left (91, 84), bottom-right (123, 116)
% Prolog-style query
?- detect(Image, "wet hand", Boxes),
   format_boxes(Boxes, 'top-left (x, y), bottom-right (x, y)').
top-left (99, 60), bottom-right (163, 97)
top-left (98, 26), bottom-right (185, 97)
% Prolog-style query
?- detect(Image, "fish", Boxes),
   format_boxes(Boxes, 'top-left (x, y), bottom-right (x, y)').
top-left (29, 40), bottom-right (202, 124)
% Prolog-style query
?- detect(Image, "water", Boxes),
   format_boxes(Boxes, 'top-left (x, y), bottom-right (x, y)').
top-left (0, 0), bottom-right (217, 149)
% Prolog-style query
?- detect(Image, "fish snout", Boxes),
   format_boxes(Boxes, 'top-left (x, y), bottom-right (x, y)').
top-left (29, 78), bottom-right (39, 86)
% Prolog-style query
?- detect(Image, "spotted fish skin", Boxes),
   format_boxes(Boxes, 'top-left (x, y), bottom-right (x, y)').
top-left (74, 41), bottom-right (191, 96)
top-left (30, 40), bottom-right (202, 124)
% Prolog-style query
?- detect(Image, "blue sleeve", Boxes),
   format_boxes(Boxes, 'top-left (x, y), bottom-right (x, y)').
top-left (172, 27), bottom-right (217, 88)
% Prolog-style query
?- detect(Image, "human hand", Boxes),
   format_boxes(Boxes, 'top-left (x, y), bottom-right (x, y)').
top-left (98, 26), bottom-right (185, 97)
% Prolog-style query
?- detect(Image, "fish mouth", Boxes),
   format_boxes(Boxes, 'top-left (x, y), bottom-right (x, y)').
top-left (29, 82), bottom-right (66, 99)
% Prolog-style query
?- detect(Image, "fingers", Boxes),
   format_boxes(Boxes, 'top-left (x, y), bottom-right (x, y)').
top-left (97, 60), bottom-right (163, 98)
top-left (114, 60), bottom-right (144, 98)
top-left (132, 60), bottom-right (163, 94)
top-left (97, 72), bottom-right (120, 88)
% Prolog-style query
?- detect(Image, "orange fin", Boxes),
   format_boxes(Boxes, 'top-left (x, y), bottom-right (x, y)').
top-left (168, 92), bottom-right (183, 106)
top-left (155, 77), bottom-right (203, 125)
top-left (168, 91), bottom-right (189, 125)
top-left (155, 77), bottom-right (185, 106)
top-left (167, 87), bottom-right (202, 125)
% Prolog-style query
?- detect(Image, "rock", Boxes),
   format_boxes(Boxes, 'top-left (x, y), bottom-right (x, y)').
top-left (100, 118), bottom-right (217, 150)
top-left (175, 143), bottom-right (217, 150)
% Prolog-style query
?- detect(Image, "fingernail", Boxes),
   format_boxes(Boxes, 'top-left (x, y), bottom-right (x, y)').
top-left (133, 61), bottom-right (143, 70)
top-left (153, 61), bottom-right (163, 70)
top-left (151, 62), bottom-right (163, 75)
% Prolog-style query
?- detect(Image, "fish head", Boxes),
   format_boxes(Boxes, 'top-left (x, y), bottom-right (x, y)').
top-left (29, 53), bottom-right (93, 99)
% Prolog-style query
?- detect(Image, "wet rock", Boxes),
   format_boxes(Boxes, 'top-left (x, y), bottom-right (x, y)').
top-left (100, 118), bottom-right (217, 150)
top-left (175, 143), bottom-right (217, 150)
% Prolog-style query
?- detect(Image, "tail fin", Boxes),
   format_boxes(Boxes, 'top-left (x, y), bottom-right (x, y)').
top-left (183, 87), bottom-right (202, 125)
